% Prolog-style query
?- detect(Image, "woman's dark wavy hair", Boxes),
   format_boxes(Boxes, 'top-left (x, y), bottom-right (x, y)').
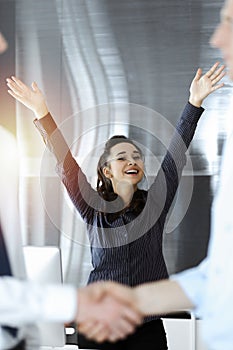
top-left (97, 135), bottom-right (143, 201)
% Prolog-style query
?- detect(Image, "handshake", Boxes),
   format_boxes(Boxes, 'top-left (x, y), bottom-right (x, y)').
top-left (76, 281), bottom-right (145, 343)
top-left (75, 279), bottom-right (187, 343)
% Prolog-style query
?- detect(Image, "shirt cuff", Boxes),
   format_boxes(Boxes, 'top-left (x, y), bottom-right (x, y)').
top-left (170, 259), bottom-right (209, 317)
top-left (40, 284), bottom-right (78, 322)
top-left (182, 102), bottom-right (205, 124)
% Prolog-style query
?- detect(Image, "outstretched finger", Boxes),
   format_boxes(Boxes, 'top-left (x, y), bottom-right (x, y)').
top-left (211, 82), bottom-right (224, 92)
top-left (205, 62), bottom-right (220, 78)
top-left (11, 76), bottom-right (29, 90)
top-left (211, 71), bottom-right (226, 85)
top-left (6, 79), bottom-right (22, 94)
top-left (213, 64), bottom-right (225, 77)
top-left (7, 88), bottom-right (26, 103)
top-left (6, 80), bottom-right (24, 97)
top-left (210, 66), bottom-right (226, 83)
top-left (31, 81), bottom-right (40, 92)
top-left (193, 68), bottom-right (202, 81)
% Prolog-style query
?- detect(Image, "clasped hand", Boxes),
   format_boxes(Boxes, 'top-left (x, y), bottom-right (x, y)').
top-left (76, 282), bottom-right (142, 343)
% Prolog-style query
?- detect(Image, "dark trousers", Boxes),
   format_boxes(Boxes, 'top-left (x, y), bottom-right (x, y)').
top-left (10, 340), bottom-right (25, 350)
top-left (78, 319), bottom-right (168, 350)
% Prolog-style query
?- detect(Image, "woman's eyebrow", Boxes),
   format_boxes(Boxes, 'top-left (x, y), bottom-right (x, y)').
top-left (115, 150), bottom-right (140, 156)
top-left (116, 151), bottom-right (126, 156)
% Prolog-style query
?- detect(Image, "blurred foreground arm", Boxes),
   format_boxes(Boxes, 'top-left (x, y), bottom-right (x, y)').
top-left (133, 279), bottom-right (194, 316)
top-left (0, 278), bottom-right (142, 343)
top-left (99, 279), bottom-right (194, 318)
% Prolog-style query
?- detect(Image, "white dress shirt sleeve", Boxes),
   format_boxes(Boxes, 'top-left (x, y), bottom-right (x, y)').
top-left (0, 277), bottom-right (77, 327)
top-left (170, 258), bottom-right (209, 317)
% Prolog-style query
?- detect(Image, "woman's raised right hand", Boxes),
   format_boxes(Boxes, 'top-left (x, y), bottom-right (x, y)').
top-left (6, 76), bottom-right (49, 119)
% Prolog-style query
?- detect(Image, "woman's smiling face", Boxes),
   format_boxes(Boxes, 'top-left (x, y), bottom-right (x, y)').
top-left (103, 142), bottom-right (145, 193)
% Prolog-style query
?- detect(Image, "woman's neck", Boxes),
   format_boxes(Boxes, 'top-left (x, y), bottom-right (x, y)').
top-left (114, 182), bottom-right (137, 206)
